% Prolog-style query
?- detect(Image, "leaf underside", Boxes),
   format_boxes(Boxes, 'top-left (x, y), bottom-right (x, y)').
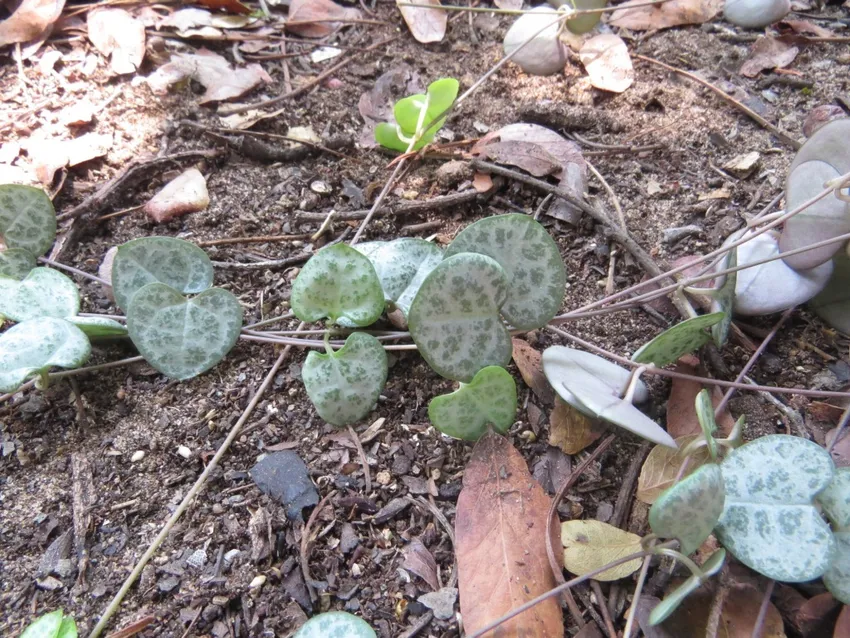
top-left (0, 268), bottom-right (80, 322)
top-left (632, 312), bottom-right (725, 367)
top-left (67, 316), bottom-right (128, 338)
top-left (0, 184), bottom-right (57, 256)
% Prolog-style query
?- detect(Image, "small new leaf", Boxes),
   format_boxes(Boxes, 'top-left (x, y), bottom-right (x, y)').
top-left (649, 549), bottom-right (726, 626)
top-left (694, 389), bottom-right (718, 460)
top-left (0, 268), bottom-right (80, 322)
top-left (66, 316), bottom-right (128, 338)
top-left (632, 313), bottom-right (725, 367)
top-left (0, 184), bottom-right (57, 256)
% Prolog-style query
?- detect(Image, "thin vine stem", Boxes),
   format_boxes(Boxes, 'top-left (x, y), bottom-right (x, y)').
top-left (396, 0), bottom-right (669, 15)
top-left (38, 257), bottom-right (111, 287)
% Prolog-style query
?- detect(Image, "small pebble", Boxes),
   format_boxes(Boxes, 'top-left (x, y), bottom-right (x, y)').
top-left (310, 180), bottom-right (332, 195)
top-left (352, 563), bottom-right (363, 577)
top-left (249, 574), bottom-right (266, 589)
top-left (131, 450), bottom-right (145, 463)
top-left (375, 470), bottom-right (392, 486)
top-left (177, 445), bottom-right (192, 459)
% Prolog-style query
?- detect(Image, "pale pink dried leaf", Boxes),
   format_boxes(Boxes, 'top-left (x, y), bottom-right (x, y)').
top-left (739, 36), bottom-right (798, 78)
top-left (609, 0), bottom-right (722, 30)
top-left (579, 34), bottom-right (634, 94)
top-left (396, 0), bottom-right (447, 43)
top-left (99, 246), bottom-right (117, 302)
top-left (287, 0), bottom-right (362, 38)
top-left (779, 18), bottom-right (833, 37)
top-left (0, 0), bottom-right (65, 46)
top-left (87, 8), bottom-right (145, 74)
top-left (29, 132), bottom-right (112, 184)
top-left (144, 168), bottom-right (210, 223)
top-left (402, 539), bottom-right (440, 591)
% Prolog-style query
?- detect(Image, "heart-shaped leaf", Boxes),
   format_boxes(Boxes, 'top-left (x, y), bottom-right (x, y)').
top-left (291, 244), bottom-right (384, 327)
top-left (445, 213), bottom-right (566, 329)
top-left (0, 184), bottom-right (56, 256)
top-left (561, 520), bottom-right (643, 581)
top-left (408, 252), bottom-right (512, 382)
top-left (649, 549), bottom-right (726, 626)
top-left (112, 237), bottom-right (214, 311)
top-left (715, 434), bottom-right (836, 582)
top-left (818, 466), bottom-right (850, 529)
top-left (66, 316), bottom-right (128, 338)
top-left (710, 249), bottom-right (736, 347)
top-left (824, 531), bottom-right (850, 605)
top-left (632, 313), bottom-right (725, 367)
top-left (0, 268), bottom-right (80, 322)
top-left (694, 389), bottom-right (719, 460)
top-left (428, 365), bottom-right (517, 441)
top-left (649, 463), bottom-right (725, 555)
top-left (127, 283), bottom-right (243, 380)
top-left (542, 346), bottom-right (677, 448)
top-left (302, 332), bottom-right (388, 427)
top-left (293, 611), bottom-right (376, 638)
top-left (355, 238), bottom-right (443, 317)
top-left (0, 318), bottom-right (91, 392)
top-left (637, 434), bottom-right (712, 505)
top-left (0, 248), bottom-right (37, 279)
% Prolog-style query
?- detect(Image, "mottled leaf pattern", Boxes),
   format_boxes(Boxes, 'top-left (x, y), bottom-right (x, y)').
top-left (0, 318), bottom-right (91, 392)
top-left (818, 467), bottom-right (850, 529)
top-left (648, 549), bottom-right (726, 626)
top-left (0, 268), bottom-right (80, 322)
top-left (445, 214), bottom-right (566, 329)
top-left (710, 248), bottom-right (736, 347)
top-left (649, 463), bottom-right (725, 555)
top-left (291, 244), bottom-right (384, 326)
top-left (408, 253), bottom-right (512, 382)
top-left (0, 184), bottom-right (56, 256)
top-left (293, 611), bottom-right (376, 638)
top-left (302, 332), bottom-right (388, 427)
top-left (127, 283), bottom-right (243, 380)
top-left (0, 248), bottom-right (37, 279)
top-left (632, 313), bottom-right (725, 367)
top-left (66, 316), bottom-right (128, 338)
top-left (428, 366), bottom-right (517, 441)
top-left (715, 434), bottom-right (836, 582)
top-left (112, 237), bottom-right (214, 311)
top-left (694, 389), bottom-right (718, 460)
top-left (824, 531), bottom-right (850, 605)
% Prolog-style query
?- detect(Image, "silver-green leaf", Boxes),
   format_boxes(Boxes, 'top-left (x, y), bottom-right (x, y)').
top-left (694, 389), bottom-right (718, 461)
top-left (408, 252), bottom-right (512, 382)
top-left (0, 247), bottom-right (37, 279)
top-left (66, 316), bottom-right (128, 339)
top-left (428, 365), bottom-right (517, 441)
top-left (648, 549), bottom-right (726, 626)
top-left (445, 214), bottom-right (566, 329)
top-left (632, 313), bottom-right (725, 367)
top-left (715, 434), bottom-right (836, 582)
top-left (0, 318), bottom-right (91, 392)
top-left (293, 611), bottom-right (376, 638)
top-left (818, 466), bottom-right (850, 529)
top-left (824, 531), bottom-right (850, 605)
top-left (0, 268), bottom-right (80, 322)
top-left (127, 283), bottom-right (243, 380)
top-left (111, 237), bottom-right (214, 311)
top-left (0, 184), bottom-right (56, 256)
top-left (302, 332), bottom-right (388, 427)
top-left (291, 244), bottom-right (384, 327)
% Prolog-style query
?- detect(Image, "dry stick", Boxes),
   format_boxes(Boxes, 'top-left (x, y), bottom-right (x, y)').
top-left (632, 55), bottom-right (801, 150)
top-left (396, 0), bottom-right (670, 13)
top-left (300, 489), bottom-right (338, 604)
top-left (102, 616), bottom-right (156, 638)
top-left (38, 257), bottom-right (111, 286)
top-left (87, 333), bottom-right (304, 638)
top-left (179, 120), bottom-right (349, 159)
top-left (295, 189), bottom-right (483, 223)
top-left (411, 495), bottom-right (459, 588)
top-left (705, 569), bottom-right (729, 638)
top-left (622, 539), bottom-right (655, 638)
top-left (196, 233), bottom-right (312, 247)
top-left (348, 425), bottom-right (372, 493)
top-left (590, 581), bottom-right (618, 638)
top-left (750, 579), bottom-right (776, 638)
top-left (827, 405), bottom-right (850, 454)
top-left (586, 160), bottom-right (626, 297)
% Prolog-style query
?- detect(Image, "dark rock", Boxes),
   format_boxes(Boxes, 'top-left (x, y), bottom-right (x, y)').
top-left (373, 498), bottom-right (411, 524)
top-left (158, 576), bottom-right (180, 593)
top-left (437, 481), bottom-right (462, 501)
top-left (250, 451), bottom-right (319, 521)
top-left (392, 454), bottom-right (412, 475)
top-left (339, 523), bottom-right (360, 554)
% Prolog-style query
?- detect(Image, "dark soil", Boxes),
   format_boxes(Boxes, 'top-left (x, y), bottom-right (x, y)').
top-left (1, 2), bottom-right (849, 637)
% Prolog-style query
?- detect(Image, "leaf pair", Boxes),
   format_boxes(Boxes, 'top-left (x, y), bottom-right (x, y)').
top-left (375, 78), bottom-right (459, 152)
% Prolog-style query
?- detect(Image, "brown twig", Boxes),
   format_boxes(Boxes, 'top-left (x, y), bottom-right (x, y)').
top-left (348, 425), bottom-right (372, 493)
top-left (705, 568), bottom-right (729, 638)
top-left (590, 581), bottom-right (618, 638)
top-left (611, 442), bottom-right (650, 529)
top-left (103, 616), bottom-right (155, 638)
top-left (295, 189), bottom-right (483, 223)
top-left (300, 489), bottom-right (338, 604)
top-left (196, 234), bottom-right (311, 248)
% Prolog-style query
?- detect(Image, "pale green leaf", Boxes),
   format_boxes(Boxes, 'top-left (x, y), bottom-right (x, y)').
top-left (56, 617), bottom-right (78, 638)
top-left (302, 332), bottom-right (388, 427)
top-left (0, 268), bottom-right (80, 322)
top-left (818, 466), bottom-right (850, 529)
top-left (127, 283), bottom-right (243, 380)
top-left (20, 610), bottom-right (64, 638)
top-left (66, 316), bottom-right (127, 338)
top-left (710, 248), bottom-right (736, 348)
top-left (824, 531), bottom-right (850, 605)
top-left (375, 122), bottom-right (409, 153)
top-left (561, 519), bottom-right (643, 581)
top-left (0, 247), bottom-right (37, 279)
top-left (293, 611), bottom-right (376, 638)
top-left (428, 366), bottom-right (517, 441)
top-left (566, 0), bottom-right (607, 34)
top-left (632, 313), bottom-right (725, 367)
top-left (810, 250), bottom-right (850, 334)
top-left (648, 549), bottom-right (726, 626)
top-left (694, 389), bottom-right (718, 460)
top-left (0, 184), bottom-right (56, 256)
top-left (445, 214), bottom-right (566, 329)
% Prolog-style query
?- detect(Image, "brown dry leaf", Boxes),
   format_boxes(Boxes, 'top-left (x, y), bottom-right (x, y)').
top-left (87, 8), bottom-right (145, 75)
top-left (609, 0), bottom-right (721, 30)
top-left (662, 583), bottom-right (784, 637)
top-left (396, 0), bottom-right (447, 44)
top-left (0, 0), bottom-right (65, 46)
top-left (561, 520), bottom-right (643, 581)
top-left (456, 431), bottom-right (564, 637)
top-left (287, 0), bottom-right (362, 38)
top-left (402, 538), bottom-right (440, 591)
top-left (28, 132), bottom-right (112, 184)
top-left (472, 172), bottom-right (493, 193)
top-left (803, 105), bottom-right (846, 138)
top-left (146, 49), bottom-right (272, 104)
top-left (511, 338), bottom-right (555, 405)
top-left (740, 36), bottom-right (799, 78)
top-left (476, 141), bottom-right (560, 177)
top-left (636, 434), bottom-right (711, 504)
top-left (835, 606), bottom-right (850, 638)
top-left (827, 427), bottom-right (850, 467)
top-left (778, 19), bottom-right (834, 37)
top-left (579, 34), bottom-right (634, 94)
top-left (549, 397), bottom-right (605, 455)
top-left (666, 357), bottom-right (735, 438)
top-left (797, 592), bottom-right (842, 637)
top-left (144, 168), bottom-right (210, 223)
top-left (196, 0), bottom-right (251, 14)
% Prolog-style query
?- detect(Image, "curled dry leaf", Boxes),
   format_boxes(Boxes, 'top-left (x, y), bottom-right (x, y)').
top-left (740, 36), bottom-right (799, 78)
top-left (579, 34), bottom-right (634, 94)
top-left (87, 8), bottom-right (146, 75)
top-left (549, 397), bottom-right (606, 455)
top-left (511, 338), bottom-right (554, 405)
top-left (27, 132), bottom-right (112, 185)
top-left (456, 431), bottom-right (564, 637)
top-left (160, 8), bottom-right (256, 36)
top-left (396, 0), bottom-right (447, 44)
top-left (144, 168), bottom-right (210, 223)
top-left (287, 0), bottom-right (362, 38)
top-left (609, 0), bottom-right (722, 30)
top-left (561, 520), bottom-right (643, 581)
top-left (0, 0), bottom-right (65, 47)
top-left (402, 538), bottom-right (440, 591)
top-left (636, 434), bottom-right (712, 504)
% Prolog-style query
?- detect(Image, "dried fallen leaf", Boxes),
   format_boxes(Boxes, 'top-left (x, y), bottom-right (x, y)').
top-left (549, 397), bottom-right (605, 455)
top-left (28, 132), bottom-right (112, 184)
top-left (160, 8), bottom-right (256, 35)
top-left (456, 431), bottom-right (564, 637)
top-left (740, 36), bottom-right (799, 78)
top-left (472, 172), bottom-right (493, 193)
top-left (144, 168), bottom-right (210, 223)
top-left (561, 520), bottom-right (643, 581)
top-left (827, 427), bottom-right (850, 468)
top-left (0, 0), bottom-right (65, 46)
top-left (662, 583), bottom-right (784, 637)
top-left (666, 357), bottom-right (735, 439)
top-left (609, 0), bottom-right (721, 30)
top-left (636, 434), bottom-right (711, 504)
top-left (835, 606), bottom-right (850, 638)
top-left (778, 19), bottom-right (833, 38)
top-left (512, 338), bottom-right (555, 405)
top-left (403, 538), bottom-right (440, 591)
top-left (396, 0), bottom-right (447, 44)
top-left (87, 8), bottom-right (145, 75)
top-left (287, 0), bottom-right (361, 38)
top-left (797, 592), bottom-right (842, 637)
top-left (196, 0), bottom-right (251, 14)
top-left (579, 34), bottom-right (634, 94)
top-left (146, 49), bottom-right (271, 104)
top-left (803, 105), bottom-right (846, 138)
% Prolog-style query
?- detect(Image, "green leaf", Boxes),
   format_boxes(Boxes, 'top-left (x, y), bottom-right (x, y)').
top-left (293, 611), bottom-right (376, 638)
top-left (632, 313), bottom-right (725, 367)
top-left (423, 77), bottom-right (459, 137)
top-left (810, 250), bottom-right (850, 334)
top-left (694, 389), bottom-right (718, 461)
top-left (112, 237), bottom-right (214, 311)
top-left (395, 93), bottom-right (428, 135)
top-left (302, 332), bottom-right (388, 427)
top-left (710, 248), bottom-right (736, 347)
top-left (817, 466), bottom-right (850, 529)
top-left (0, 247), bottom-right (37, 279)
top-left (21, 610), bottom-right (64, 638)
top-left (824, 531), bottom-right (850, 605)
top-left (127, 283), bottom-right (243, 380)
top-left (408, 252), bottom-right (512, 382)
top-left (388, 78), bottom-right (459, 150)
top-left (0, 318), bottom-right (91, 393)
top-left (291, 244), bottom-right (384, 327)
top-left (0, 268), bottom-right (80, 322)
top-left (445, 214), bottom-right (566, 329)
top-left (56, 616), bottom-right (78, 638)
top-left (428, 366), bottom-right (517, 441)
top-left (566, 0), bottom-right (607, 34)
top-left (715, 434), bottom-right (836, 582)
top-left (649, 464), bottom-right (725, 555)
top-left (0, 184), bottom-right (56, 256)
top-left (66, 316), bottom-right (127, 338)
top-left (375, 122), bottom-right (409, 153)
top-left (649, 549), bottom-right (726, 626)
top-left (355, 238), bottom-right (443, 318)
